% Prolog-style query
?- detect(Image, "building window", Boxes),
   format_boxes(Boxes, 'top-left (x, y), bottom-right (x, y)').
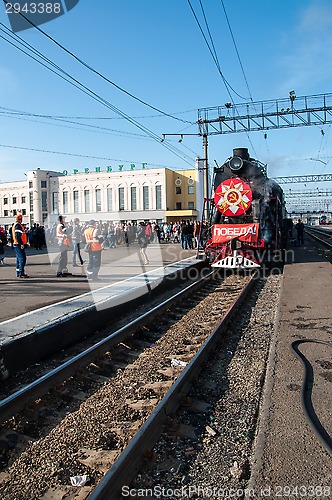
top-left (62, 191), bottom-right (68, 214)
top-left (143, 186), bottom-right (149, 210)
top-left (4, 198), bottom-right (8, 205)
top-left (42, 192), bottom-right (47, 211)
top-left (29, 192), bottom-right (33, 212)
top-left (176, 187), bottom-right (181, 195)
top-left (22, 209), bottom-right (27, 215)
top-left (96, 189), bottom-right (102, 212)
top-left (13, 209), bottom-right (17, 216)
top-left (188, 186), bottom-right (195, 195)
top-left (73, 191), bottom-right (79, 213)
top-left (4, 210), bottom-right (8, 217)
top-left (41, 180), bottom-right (47, 188)
top-left (107, 188), bottom-right (112, 211)
top-left (52, 192), bottom-right (58, 212)
top-left (119, 187), bottom-right (125, 211)
top-left (21, 196), bottom-right (26, 204)
top-left (188, 201), bottom-right (195, 210)
top-left (155, 185), bottom-right (162, 210)
top-left (29, 181), bottom-right (32, 188)
top-left (12, 197), bottom-right (17, 204)
top-left (131, 186), bottom-right (137, 211)
top-left (176, 202), bottom-right (182, 210)
top-left (84, 190), bottom-right (90, 213)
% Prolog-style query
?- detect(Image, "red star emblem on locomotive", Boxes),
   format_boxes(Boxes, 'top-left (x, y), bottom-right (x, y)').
top-left (214, 178), bottom-right (252, 216)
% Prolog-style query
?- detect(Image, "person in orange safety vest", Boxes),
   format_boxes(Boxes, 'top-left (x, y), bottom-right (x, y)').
top-left (56, 215), bottom-right (72, 277)
top-left (13, 213), bottom-right (29, 278)
top-left (84, 219), bottom-right (103, 282)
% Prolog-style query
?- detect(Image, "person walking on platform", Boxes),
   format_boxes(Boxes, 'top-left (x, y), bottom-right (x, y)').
top-left (0, 226), bottom-right (7, 265)
top-left (84, 220), bottom-right (103, 281)
top-left (194, 220), bottom-right (201, 249)
top-left (8, 224), bottom-right (14, 248)
top-left (71, 217), bottom-right (84, 267)
top-left (137, 222), bottom-right (149, 265)
top-left (145, 221), bottom-right (153, 243)
top-left (295, 219), bottom-right (304, 245)
top-left (13, 213), bottom-right (29, 278)
top-left (56, 215), bottom-right (72, 277)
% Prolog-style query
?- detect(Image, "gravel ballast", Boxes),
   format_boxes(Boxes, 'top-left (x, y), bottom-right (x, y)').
top-left (0, 273), bottom-right (282, 499)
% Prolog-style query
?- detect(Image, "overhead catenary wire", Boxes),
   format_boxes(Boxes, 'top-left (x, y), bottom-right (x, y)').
top-left (0, 107), bottom-right (159, 139)
top-left (219, 0), bottom-right (254, 103)
top-left (187, 0), bottom-right (257, 158)
top-left (0, 22), bottom-right (160, 140)
top-left (0, 143), bottom-right (184, 169)
top-left (314, 125), bottom-right (331, 176)
top-left (0, 106), bottom-right (199, 139)
top-left (0, 23), bottom-right (194, 166)
top-left (0, 107), bottom-right (199, 121)
top-left (198, 0), bottom-right (222, 78)
top-left (187, 0), bottom-right (248, 101)
top-left (2, 0), bottom-right (193, 125)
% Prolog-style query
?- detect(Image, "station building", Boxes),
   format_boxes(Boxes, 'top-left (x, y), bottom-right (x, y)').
top-left (0, 161), bottom-right (204, 229)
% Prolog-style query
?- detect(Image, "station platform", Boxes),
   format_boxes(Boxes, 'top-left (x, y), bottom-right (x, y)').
top-left (0, 242), bottom-right (200, 380)
top-left (250, 236), bottom-right (332, 494)
top-left (0, 236), bottom-right (331, 492)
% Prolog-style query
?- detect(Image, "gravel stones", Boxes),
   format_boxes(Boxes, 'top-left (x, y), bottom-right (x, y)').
top-left (0, 273), bottom-right (281, 498)
top-left (130, 274), bottom-right (282, 496)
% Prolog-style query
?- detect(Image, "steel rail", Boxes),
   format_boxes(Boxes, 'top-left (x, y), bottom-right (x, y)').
top-left (306, 226), bottom-right (332, 237)
top-left (0, 268), bottom-right (216, 425)
top-left (88, 270), bottom-right (259, 500)
top-left (305, 228), bottom-right (332, 250)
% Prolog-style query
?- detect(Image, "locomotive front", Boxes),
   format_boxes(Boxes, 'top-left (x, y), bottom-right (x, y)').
top-left (205, 148), bottom-right (285, 268)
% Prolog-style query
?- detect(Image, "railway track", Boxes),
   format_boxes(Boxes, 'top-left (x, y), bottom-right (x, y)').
top-left (305, 226), bottom-right (332, 263)
top-left (305, 226), bottom-right (332, 249)
top-left (0, 269), bottom-right (261, 499)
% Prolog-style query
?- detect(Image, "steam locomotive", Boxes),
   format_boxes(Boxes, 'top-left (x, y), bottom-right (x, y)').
top-left (203, 148), bottom-right (287, 268)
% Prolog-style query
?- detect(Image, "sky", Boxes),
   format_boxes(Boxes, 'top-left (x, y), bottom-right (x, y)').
top-left (0, 0), bottom-right (332, 210)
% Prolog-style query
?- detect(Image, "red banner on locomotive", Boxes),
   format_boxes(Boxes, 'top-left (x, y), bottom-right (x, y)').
top-left (212, 223), bottom-right (260, 244)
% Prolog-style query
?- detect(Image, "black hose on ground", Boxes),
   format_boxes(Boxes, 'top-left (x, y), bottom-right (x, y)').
top-left (291, 339), bottom-right (332, 457)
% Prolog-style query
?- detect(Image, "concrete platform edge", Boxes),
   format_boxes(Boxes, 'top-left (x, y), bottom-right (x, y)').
top-left (247, 273), bottom-right (284, 488)
top-left (0, 258), bottom-right (204, 380)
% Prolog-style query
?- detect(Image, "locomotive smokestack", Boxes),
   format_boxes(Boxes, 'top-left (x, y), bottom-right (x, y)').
top-left (232, 148), bottom-right (250, 160)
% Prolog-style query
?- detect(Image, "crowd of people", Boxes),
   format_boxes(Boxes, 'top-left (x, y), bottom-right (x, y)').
top-left (47, 219), bottom-right (205, 250)
top-left (0, 217), bottom-right (205, 279)
top-left (1, 219), bottom-right (205, 251)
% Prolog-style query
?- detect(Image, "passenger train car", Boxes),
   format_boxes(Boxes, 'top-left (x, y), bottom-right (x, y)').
top-left (203, 148), bottom-right (287, 268)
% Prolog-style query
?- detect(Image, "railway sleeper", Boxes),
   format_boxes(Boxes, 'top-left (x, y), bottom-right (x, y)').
top-left (142, 380), bottom-right (173, 392)
top-left (127, 398), bottom-right (160, 410)
top-left (164, 419), bottom-right (198, 440)
top-left (180, 398), bottom-right (212, 414)
top-left (127, 338), bottom-right (154, 350)
top-left (78, 448), bottom-right (120, 474)
top-left (157, 367), bottom-right (185, 379)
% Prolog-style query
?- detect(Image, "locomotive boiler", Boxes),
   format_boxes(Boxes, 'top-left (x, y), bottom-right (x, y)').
top-left (204, 148), bottom-right (287, 268)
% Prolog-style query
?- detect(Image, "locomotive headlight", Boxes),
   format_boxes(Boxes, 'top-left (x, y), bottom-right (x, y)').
top-left (229, 156), bottom-right (243, 171)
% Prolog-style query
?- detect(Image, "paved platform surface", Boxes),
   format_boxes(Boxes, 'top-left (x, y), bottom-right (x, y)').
top-left (250, 236), bottom-right (332, 496)
top-left (0, 242), bottom-right (200, 379)
top-left (0, 242), bottom-right (197, 322)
